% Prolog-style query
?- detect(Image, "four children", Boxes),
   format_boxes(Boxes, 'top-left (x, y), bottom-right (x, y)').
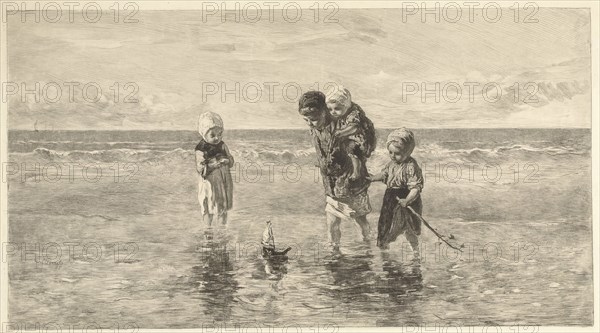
top-left (196, 88), bottom-right (424, 256)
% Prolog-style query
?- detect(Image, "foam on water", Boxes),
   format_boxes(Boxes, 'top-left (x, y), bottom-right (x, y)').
top-left (10, 140), bottom-right (589, 166)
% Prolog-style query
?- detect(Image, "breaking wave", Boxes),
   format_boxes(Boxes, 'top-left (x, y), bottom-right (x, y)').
top-left (15, 142), bottom-right (588, 166)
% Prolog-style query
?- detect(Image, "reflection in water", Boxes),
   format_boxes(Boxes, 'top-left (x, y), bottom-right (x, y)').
top-left (376, 251), bottom-right (424, 326)
top-left (323, 249), bottom-right (377, 309)
top-left (257, 255), bottom-right (289, 281)
top-left (379, 251), bottom-right (423, 300)
top-left (183, 233), bottom-right (423, 326)
top-left (320, 247), bottom-right (424, 326)
top-left (243, 249), bottom-right (290, 323)
top-left (189, 234), bottom-right (240, 322)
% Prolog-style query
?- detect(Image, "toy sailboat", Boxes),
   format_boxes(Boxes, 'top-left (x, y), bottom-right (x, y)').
top-left (261, 220), bottom-right (292, 257)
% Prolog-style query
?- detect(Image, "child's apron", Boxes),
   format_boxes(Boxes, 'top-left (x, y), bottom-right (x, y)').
top-left (376, 187), bottom-right (422, 248)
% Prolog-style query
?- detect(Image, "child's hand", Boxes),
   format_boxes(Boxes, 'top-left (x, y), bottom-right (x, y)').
top-left (366, 173), bottom-right (381, 182)
top-left (219, 158), bottom-right (230, 165)
top-left (396, 197), bottom-right (409, 208)
top-left (331, 131), bottom-right (344, 142)
top-left (207, 159), bottom-right (221, 169)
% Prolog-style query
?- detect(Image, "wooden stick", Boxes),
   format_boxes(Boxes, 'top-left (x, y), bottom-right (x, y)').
top-left (404, 204), bottom-right (463, 252)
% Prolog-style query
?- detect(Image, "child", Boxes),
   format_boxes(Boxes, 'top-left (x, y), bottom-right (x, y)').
top-left (369, 128), bottom-right (423, 255)
top-left (195, 111), bottom-right (234, 231)
top-left (326, 87), bottom-right (376, 181)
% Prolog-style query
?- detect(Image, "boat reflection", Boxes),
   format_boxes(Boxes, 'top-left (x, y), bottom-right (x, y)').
top-left (319, 246), bottom-right (424, 325)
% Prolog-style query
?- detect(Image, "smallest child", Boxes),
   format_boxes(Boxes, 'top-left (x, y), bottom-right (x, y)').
top-left (369, 128), bottom-right (424, 256)
top-left (325, 87), bottom-right (376, 181)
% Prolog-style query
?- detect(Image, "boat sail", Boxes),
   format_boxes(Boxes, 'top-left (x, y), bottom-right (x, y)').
top-left (261, 221), bottom-right (291, 257)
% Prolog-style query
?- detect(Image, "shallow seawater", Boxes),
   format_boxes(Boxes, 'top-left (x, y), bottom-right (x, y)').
top-left (7, 129), bottom-right (594, 328)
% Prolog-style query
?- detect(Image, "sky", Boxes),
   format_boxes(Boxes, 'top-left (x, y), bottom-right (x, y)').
top-left (7, 7), bottom-right (592, 130)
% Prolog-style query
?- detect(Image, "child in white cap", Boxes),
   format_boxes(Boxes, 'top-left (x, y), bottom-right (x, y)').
top-left (195, 111), bottom-right (234, 231)
top-left (325, 86), bottom-right (376, 181)
top-left (369, 128), bottom-right (423, 255)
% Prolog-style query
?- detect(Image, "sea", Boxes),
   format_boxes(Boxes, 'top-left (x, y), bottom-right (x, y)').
top-left (6, 128), bottom-right (594, 328)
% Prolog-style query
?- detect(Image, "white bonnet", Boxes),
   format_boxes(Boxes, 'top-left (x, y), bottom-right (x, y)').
top-left (325, 86), bottom-right (352, 109)
top-left (198, 111), bottom-right (224, 139)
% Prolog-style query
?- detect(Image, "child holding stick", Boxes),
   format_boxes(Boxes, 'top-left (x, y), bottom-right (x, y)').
top-left (368, 128), bottom-right (423, 254)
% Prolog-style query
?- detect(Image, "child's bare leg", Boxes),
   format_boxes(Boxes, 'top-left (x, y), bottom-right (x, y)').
top-left (201, 213), bottom-right (215, 240)
top-left (203, 213), bottom-right (214, 227)
top-left (217, 212), bottom-right (228, 226)
top-left (353, 214), bottom-right (371, 241)
top-left (326, 212), bottom-right (342, 249)
top-left (405, 231), bottom-right (420, 260)
top-left (349, 154), bottom-right (361, 180)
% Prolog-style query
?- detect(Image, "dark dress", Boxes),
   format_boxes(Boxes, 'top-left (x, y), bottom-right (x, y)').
top-left (310, 122), bottom-right (370, 198)
top-left (376, 158), bottom-right (424, 248)
top-left (195, 140), bottom-right (233, 215)
top-left (309, 121), bottom-right (372, 217)
top-left (195, 140), bottom-right (228, 175)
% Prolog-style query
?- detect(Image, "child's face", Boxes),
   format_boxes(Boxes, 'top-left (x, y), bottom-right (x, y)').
top-left (326, 101), bottom-right (348, 119)
top-left (205, 127), bottom-right (223, 144)
top-left (388, 143), bottom-right (411, 163)
top-left (302, 107), bottom-right (327, 129)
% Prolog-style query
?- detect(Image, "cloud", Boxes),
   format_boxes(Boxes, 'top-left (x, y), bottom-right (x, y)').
top-left (7, 9), bottom-right (592, 129)
top-left (503, 93), bottom-right (590, 128)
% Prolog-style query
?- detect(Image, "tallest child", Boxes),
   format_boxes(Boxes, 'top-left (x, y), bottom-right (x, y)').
top-left (298, 91), bottom-right (372, 250)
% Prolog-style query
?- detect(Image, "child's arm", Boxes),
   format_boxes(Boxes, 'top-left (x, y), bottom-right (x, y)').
top-left (367, 164), bottom-right (389, 182)
top-left (335, 122), bottom-right (360, 138)
top-left (367, 173), bottom-right (384, 182)
top-left (334, 108), bottom-right (362, 138)
top-left (195, 151), bottom-right (208, 177)
top-left (398, 160), bottom-right (424, 207)
top-left (220, 143), bottom-right (235, 167)
top-left (397, 188), bottom-right (420, 208)
top-left (196, 151), bottom-right (221, 177)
